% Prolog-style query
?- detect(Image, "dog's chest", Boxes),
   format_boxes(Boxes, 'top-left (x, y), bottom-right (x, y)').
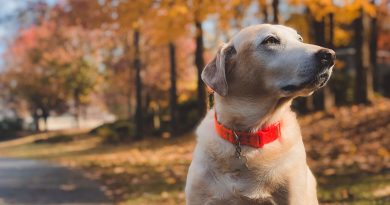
top-left (217, 169), bottom-right (290, 205)
top-left (211, 154), bottom-right (289, 204)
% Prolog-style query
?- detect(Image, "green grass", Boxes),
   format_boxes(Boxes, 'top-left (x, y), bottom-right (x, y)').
top-left (318, 173), bottom-right (390, 204)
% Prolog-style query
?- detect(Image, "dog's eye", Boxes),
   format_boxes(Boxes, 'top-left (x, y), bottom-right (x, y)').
top-left (298, 36), bottom-right (303, 42)
top-left (262, 36), bottom-right (280, 45)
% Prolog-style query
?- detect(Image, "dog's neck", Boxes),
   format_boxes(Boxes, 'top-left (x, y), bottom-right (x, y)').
top-left (214, 94), bottom-right (292, 132)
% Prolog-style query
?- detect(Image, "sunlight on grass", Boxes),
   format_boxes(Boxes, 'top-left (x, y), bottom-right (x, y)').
top-left (0, 129), bottom-right (88, 149)
top-left (0, 129), bottom-right (100, 159)
top-left (318, 174), bottom-right (390, 204)
top-left (0, 129), bottom-right (388, 204)
top-left (0, 131), bottom-right (194, 204)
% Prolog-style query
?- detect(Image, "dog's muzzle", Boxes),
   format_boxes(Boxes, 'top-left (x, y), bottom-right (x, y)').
top-left (281, 48), bottom-right (336, 93)
top-left (315, 48), bottom-right (336, 72)
top-left (312, 48), bottom-right (336, 87)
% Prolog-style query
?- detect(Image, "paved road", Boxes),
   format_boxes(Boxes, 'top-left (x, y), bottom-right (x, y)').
top-left (0, 158), bottom-right (113, 205)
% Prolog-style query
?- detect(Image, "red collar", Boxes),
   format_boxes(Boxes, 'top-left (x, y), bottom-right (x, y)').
top-left (214, 113), bottom-right (281, 148)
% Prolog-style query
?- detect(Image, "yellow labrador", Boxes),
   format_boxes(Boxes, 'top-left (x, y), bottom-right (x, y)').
top-left (185, 24), bottom-right (335, 205)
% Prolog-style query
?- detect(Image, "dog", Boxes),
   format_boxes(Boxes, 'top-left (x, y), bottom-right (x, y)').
top-left (185, 24), bottom-right (335, 205)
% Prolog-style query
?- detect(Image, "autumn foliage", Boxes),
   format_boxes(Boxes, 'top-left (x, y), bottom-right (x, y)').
top-left (0, 0), bottom-right (389, 204)
top-left (0, 0), bottom-right (389, 138)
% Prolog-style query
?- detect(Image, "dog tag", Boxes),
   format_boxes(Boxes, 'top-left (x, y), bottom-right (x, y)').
top-left (230, 155), bottom-right (248, 171)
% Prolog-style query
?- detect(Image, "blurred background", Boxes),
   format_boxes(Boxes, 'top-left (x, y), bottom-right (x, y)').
top-left (0, 0), bottom-right (389, 205)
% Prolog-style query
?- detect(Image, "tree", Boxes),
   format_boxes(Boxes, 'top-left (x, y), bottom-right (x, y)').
top-left (100, 34), bottom-right (135, 119)
top-left (333, 0), bottom-right (377, 104)
top-left (289, 0), bottom-right (375, 109)
top-left (353, 9), bottom-right (374, 104)
top-left (2, 23), bottom-right (69, 131)
top-left (194, 19), bottom-right (206, 115)
top-left (370, 0), bottom-right (379, 92)
top-left (133, 29), bottom-right (144, 139)
top-left (323, 12), bottom-right (336, 112)
top-left (169, 42), bottom-right (178, 136)
top-left (288, 1), bottom-right (334, 111)
top-left (186, 0), bottom-right (252, 115)
top-left (61, 0), bottom-right (154, 139)
top-left (140, 1), bottom-right (190, 136)
top-left (114, 0), bottom-right (155, 140)
top-left (311, 16), bottom-right (327, 111)
top-left (64, 57), bottom-right (99, 127)
top-left (272, 0), bottom-right (279, 23)
top-left (2, 3), bottom-right (104, 130)
top-left (258, 0), bottom-right (269, 23)
top-left (186, 0), bottom-right (209, 115)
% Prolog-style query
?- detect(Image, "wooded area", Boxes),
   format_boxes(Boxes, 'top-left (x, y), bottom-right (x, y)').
top-left (0, 0), bottom-right (389, 141)
top-left (0, 0), bottom-right (389, 204)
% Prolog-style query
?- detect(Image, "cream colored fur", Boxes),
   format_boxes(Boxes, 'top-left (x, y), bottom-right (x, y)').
top-left (185, 24), bottom-right (335, 205)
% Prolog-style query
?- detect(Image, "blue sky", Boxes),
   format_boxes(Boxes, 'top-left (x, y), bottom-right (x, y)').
top-left (0, 1), bottom-right (23, 61)
top-left (0, 0), bottom-right (57, 69)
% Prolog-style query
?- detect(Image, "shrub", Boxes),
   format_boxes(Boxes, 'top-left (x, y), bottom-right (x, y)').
top-left (91, 120), bottom-right (135, 144)
top-left (0, 118), bottom-right (23, 140)
top-left (177, 98), bottom-right (201, 133)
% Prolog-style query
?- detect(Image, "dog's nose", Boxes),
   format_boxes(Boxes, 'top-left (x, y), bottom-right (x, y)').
top-left (315, 49), bottom-right (336, 67)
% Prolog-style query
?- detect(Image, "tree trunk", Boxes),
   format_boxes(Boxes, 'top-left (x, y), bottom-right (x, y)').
top-left (32, 109), bottom-right (40, 132)
top-left (305, 95), bottom-right (314, 111)
top-left (43, 115), bottom-right (48, 132)
top-left (125, 33), bottom-right (133, 119)
top-left (272, 0), bottom-right (279, 24)
top-left (310, 17), bottom-right (326, 111)
top-left (41, 108), bottom-right (49, 132)
top-left (313, 17), bottom-right (325, 46)
top-left (365, 12), bottom-right (375, 102)
top-left (353, 9), bottom-right (373, 104)
top-left (370, 1), bottom-right (379, 92)
top-left (195, 20), bottom-right (206, 116)
top-left (354, 11), bottom-right (365, 103)
top-left (260, 1), bottom-right (268, 23)
top-left (74, 90), bottom-right (80, 128)
top-left (127, 82), bottom-right (132, 119)
top-left (169, 42), bottom-right (177, 136)
top-left (323, 13), bottom-right (335, 112)
top-left (134, 29), bottom-right (143, 140)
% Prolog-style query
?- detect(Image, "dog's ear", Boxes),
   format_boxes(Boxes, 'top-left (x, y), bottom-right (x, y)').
top-left (201, 43), bottom-right (236, 97)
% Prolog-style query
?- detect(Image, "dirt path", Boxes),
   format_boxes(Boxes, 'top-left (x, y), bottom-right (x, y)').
top-left (0, 157), bottom-right (112, 205)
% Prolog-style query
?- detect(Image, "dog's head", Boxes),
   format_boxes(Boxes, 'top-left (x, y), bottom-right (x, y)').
top-left (202, 24), bottom-right (335, 98)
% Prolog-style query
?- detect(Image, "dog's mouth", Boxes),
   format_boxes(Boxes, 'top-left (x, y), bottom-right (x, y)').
top-left (316, 72), bottom-right (330, 87)
top-left (281, 70), bottom-right (331, 93)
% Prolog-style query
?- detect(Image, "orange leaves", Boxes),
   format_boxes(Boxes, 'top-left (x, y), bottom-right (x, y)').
top-left (258, 0), bottom-right (268, 11)
top-left (334, 26), bottom-right (352, 46)
top-left (1, 98), bottom-right (389, 204)
top-left (348, 0), bottom-right (377, 17)
top-left (146, 1), bottom-right (191, 44)
top-left (288, 0), bottom-right (335, 21)
top-left (291, 0), bottom-right (376, 23)
top-left (169, 4), bottom-right (189, 17)
top-left (44, 99), bottom-right (390, 203)
top-left (302, 98), bottom-right (390, 175)
top-left (115, 0), bottom-right (154, 29)
top-left (286, 13), bottom-right (312, 42)
top-left (306, 0), bottom-right (337, 21)
top-left (287, 0), bottom-right (378, 48)
top-left (2, 9), bottom-right (106, 116)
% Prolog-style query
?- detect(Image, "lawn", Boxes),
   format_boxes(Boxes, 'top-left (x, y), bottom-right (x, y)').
top-left (0, 99), bottom-right (389, 205)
